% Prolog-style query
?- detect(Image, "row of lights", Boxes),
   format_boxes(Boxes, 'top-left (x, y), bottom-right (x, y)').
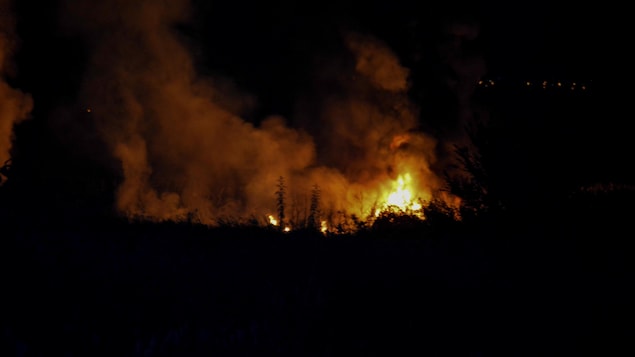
top-left (526, 80), bottom-right (588, 91)
top-left (477, 79), bottom-right (591, 91)
top-left (477, 79), bottom-right (496, 88)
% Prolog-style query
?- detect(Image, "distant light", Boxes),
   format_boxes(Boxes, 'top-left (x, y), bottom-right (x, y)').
top-left (542, 80), bottom-right (548, 86)
top-left (581, 86), bottom-right (586, 90)
top-left (571, 87), bottom-right (575, 90)
top-left (478, 80), bottom-right (483, 85)
top-left (526, 81), bottom-right (531, 86)
top-left (572, 82), bottom-right (577, 86)
top-left (86, 108), bottom-right (92, 113)
top-left (557, 82), bottom-right (562, 87)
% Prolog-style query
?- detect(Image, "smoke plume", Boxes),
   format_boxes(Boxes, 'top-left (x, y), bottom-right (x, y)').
top-left (0, 0), bottom-right (32, 183)
top-left (67, 0), bottom-right (454, 226)
top-left (300, 33), bottom-right (448, 213)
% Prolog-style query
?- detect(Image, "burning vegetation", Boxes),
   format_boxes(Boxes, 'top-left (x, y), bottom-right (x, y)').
top-left (51, 0), bottom-right (468, 233)
top-left (0, 0), bottom-right (491, 232)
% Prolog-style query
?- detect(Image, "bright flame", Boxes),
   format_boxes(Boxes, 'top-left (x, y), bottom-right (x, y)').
top-left (376, 173), bottom-right (427, 217)
top-left (268, 214), bottom-right (291, 232)
top-left (320, 220), bottom-right (328, 234)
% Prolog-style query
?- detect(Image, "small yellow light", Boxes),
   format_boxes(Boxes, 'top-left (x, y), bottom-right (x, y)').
top-left (557, 82), bottom-right (562, 87)
top-left (526, 81), bottom-right (531, 86)
top-left (86, 108), bottom-right (92, 113)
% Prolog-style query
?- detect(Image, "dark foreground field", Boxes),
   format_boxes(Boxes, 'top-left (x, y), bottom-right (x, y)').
top-left (2, 190), bottom-right (632, 356)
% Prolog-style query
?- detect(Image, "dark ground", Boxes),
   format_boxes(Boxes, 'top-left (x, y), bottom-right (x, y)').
top-left (1, 190), bottom-right (632, 356)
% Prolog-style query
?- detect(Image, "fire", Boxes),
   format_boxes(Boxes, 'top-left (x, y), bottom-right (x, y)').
top-left (385, 174), bottom-right (420, 210)
top-left (377, 173), bottom-right (428, 217)
top-left (320, 220), bottom-right (328, 234)
top-left (268, 214), bottom-right (291, 232)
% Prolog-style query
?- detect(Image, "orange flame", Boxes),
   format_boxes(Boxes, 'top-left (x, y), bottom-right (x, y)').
top-left (320, 220), bottom-right (328, 234)
top-left (376, 173), bottom-right (429, 217)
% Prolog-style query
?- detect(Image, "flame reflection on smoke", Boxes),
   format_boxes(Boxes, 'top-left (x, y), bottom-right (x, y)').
top-left (63, 0), bottom-right (461, 231)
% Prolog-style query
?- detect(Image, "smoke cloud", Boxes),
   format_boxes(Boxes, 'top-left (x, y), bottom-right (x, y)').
top-left (300, 33), bottom-right (448, 213)
top-left (66, 0), bottom-right (455, 226)
top-left (0, 0), bottom-right (33, 183)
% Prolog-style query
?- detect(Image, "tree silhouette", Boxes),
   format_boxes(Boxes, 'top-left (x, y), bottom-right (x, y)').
top-left (444, 122), bottom-right (505, 221)
top-left (275, 176), bottom-right (286, 231)
top-left (308, 184), bottom-right (321, 230)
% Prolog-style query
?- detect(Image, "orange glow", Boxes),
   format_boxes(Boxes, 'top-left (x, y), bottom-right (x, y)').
top-left (390, 134), bottom-right (410, 150)
top-left (320, 220), bottom-right (328, 234)
top-left (375, 173), bottom-right (428, 218)
top-left (75, 5), bottom-right (464, 231)
top-left (269, 214), bottom-right (290, 232)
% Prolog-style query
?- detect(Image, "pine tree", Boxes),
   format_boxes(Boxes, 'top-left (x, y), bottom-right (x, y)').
top-left (275, 176), bottom-right (286, 231)
top-left (308, 184), bottom-right (321, 230)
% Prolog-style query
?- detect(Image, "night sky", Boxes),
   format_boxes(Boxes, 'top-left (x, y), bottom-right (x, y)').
top-left (12, 0), bottom-right (593, 106)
